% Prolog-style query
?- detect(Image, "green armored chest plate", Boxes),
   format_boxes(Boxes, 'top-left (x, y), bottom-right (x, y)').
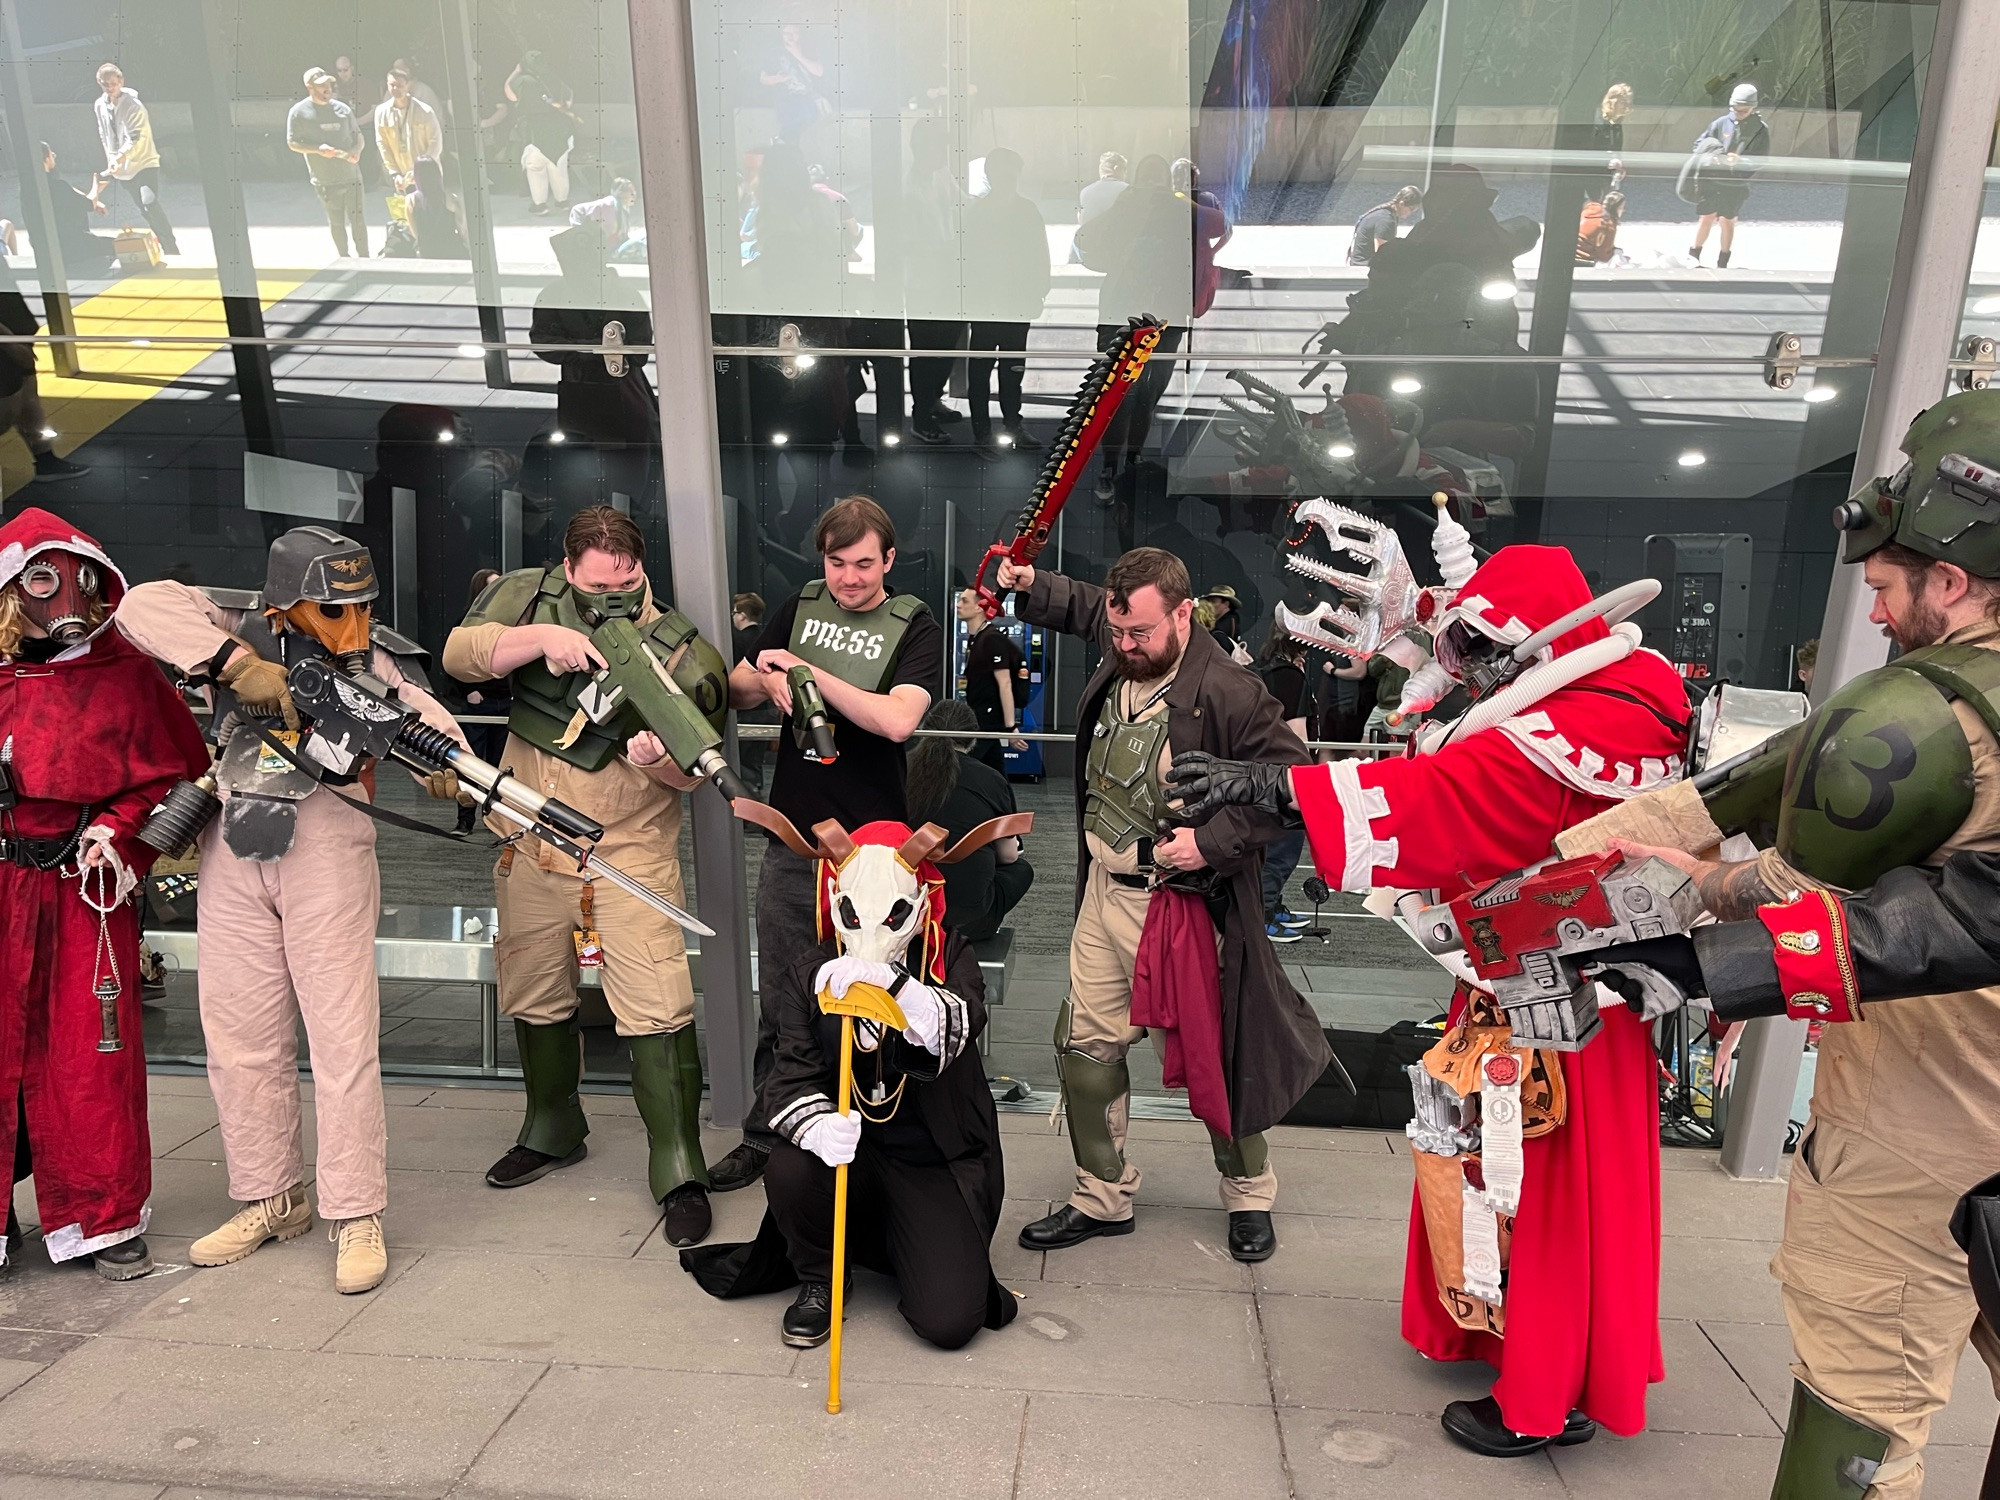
top-left (1083, 693), bottom-right (1171, 854)
top-left (1774, 648), bottom-right (1988, 889)
top-left (787, 580), bottom-right (926, 694)
top-left (469, 568), bottom-right (725, 771)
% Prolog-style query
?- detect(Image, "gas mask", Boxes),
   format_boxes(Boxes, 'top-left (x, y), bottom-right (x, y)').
top-left (572, 584), bottom-right (646, 627)
top-left (276, 599), bottom-right (372, 675)
top-left (18, 550), bottom-right (105, 646)
top-left (1434, 618), bottom-right (1522, 699)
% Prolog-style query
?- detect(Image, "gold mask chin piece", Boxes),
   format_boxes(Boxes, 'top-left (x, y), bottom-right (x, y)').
top-left (276, 600), bottom-right (372, 659)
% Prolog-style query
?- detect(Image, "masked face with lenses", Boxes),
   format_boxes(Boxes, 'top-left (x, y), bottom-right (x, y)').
top-left (277, 598), bottom-right (372, 674)
top-left (1434, 618), bottom-right (1521, 699)
top-left (18, 552), bottom-right (105, 645)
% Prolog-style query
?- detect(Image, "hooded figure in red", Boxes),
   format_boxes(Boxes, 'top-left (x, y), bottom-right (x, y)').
top-left (0, 507), bottom-right (208, 1277)
top-left (1172, 542), bottom-right (1688, 1451)
top-left (1296, 544), bottom-right (1686, 1447)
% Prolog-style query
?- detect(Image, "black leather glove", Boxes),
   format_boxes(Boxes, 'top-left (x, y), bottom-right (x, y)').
top-left (1585, 934), bottom-right (1708, 1019)
top-left (1163, 751), bottom-right (1300, 827)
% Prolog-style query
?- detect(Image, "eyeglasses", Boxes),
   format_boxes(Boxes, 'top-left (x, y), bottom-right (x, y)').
top-left (1106, 622), bottom-right (1162, 647)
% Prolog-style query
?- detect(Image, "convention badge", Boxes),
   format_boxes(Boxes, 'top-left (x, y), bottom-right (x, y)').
top-left (256, 730), bottom-right (302, 775)
top-left (572, 927), bottom-right (604, 969)
top-left (1477, 1052), bottom-right (1526, 1217)
top-left (1460, 1180), bottom-right (1505, 1305)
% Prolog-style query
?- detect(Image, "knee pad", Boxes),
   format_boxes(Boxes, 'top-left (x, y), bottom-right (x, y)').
top-left (1769, 1379), bottom-right (1892, 1500)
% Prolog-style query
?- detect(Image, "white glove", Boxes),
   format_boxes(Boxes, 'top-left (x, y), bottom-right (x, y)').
top-left (814, 954), bottom-right (898, 1001)
top-left (1585, 965), bottom-right (1695, 1023)
top-left (896, 983), bottom-right (945, 1055)
top-left (796, 1109), bottom-right (862, 1167)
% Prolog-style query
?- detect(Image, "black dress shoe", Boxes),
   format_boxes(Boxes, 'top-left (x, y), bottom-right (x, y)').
top-left (1227, 1210), bottom-right (1277, 1263)
top-left (707, 1142), bottom-right (769, 1193)
top-left (485, 1142), bottom-right (587, 1189)
top-left (1017, 1204), bottom-right (1136, 1251)
top-left (1441, 1396), bottom-right (1592, 1457)
top-left (783, 1281), bottom-right (836, 1347)
top-left (662, 1183), bottom-right (712, 1247)
top-left (94, 1235), bottom-right (153, 1281)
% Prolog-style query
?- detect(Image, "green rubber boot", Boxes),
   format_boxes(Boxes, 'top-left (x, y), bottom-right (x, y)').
top-left (514, 1019), bottom-right (589, 1158)
top-left (630, 1027), bottom-right (710, 1202)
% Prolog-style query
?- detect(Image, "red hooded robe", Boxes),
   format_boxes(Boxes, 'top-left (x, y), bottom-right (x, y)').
top-left (0, 508), bottom-right (209, 1263)
top-left (1289, 545), bottom-right (1688, 1439)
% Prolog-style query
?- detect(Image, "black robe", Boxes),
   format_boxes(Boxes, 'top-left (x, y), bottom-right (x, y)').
top-left (681, 933), bottom-right (1017, 1334)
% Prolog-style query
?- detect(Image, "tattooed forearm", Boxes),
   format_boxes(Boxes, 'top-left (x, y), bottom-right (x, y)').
top-left (1694, 859), bottom-right (1782, 921)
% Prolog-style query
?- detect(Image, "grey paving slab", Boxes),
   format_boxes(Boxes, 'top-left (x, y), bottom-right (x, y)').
top-left (0, 1479), bottom-right (167, 1500)
top-left (1649, 1319), bottom-right (1783, 1437)
top-left (1262, 1147), bottom-right (1422, 1220)
top-left (146, 1094), bottom-right (221, 1158)
top-left (1036, 1205), bottom-right (1253, 1294)
top-left (1014, 1392), bottom-right (1291, 1500)
top-left (991, 1198), bottom-right (1054, 1286)
top-left (164, 1122), bottom-right (312, 1168)
top-left (144, 1158), bottom-right (286, 1240)
top-left (1261, 1126), bottom-right (1400, 1155)
top-left (1279, 1409), bottom-right (1566, 1498)
top-left (1547, 1429), bottom-right (1784, 1497)
top-left (1659, 1165), bottom-right (1788, 1241)
top-left (1252, 1210), bottom-right (1408, 1300)
top-left (1264, 1291), bottom-right (1499, 1414)
top-left (1660, 1234), bottom-right (1784, 1324)
top-left (372, 1168), bottom-right (663, 1259)
top-left (456, 1364), bottom-right (1025, 1500)
top-left (0, 1338), bottom-right (543, 1498)
top-left (0, 1328), bottom-right (87, 1363)
top-left (378, 1105), bottom-right (648, 1177)
top-left (326, 1247), bottom-right (797, 1376)
top-left (0, 1246), bottom-right (189, 1335)
top-left (0, 1356), bottom-right (45, 1399)
top-left (837, 1280), bottom-right (1269, 1403)
top-left (108, 1238), bottom-right (413, 1352)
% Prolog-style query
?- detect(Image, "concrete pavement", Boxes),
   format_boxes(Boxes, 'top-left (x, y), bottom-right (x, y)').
top-left (5, 1076), bottom-right (1997, 1498)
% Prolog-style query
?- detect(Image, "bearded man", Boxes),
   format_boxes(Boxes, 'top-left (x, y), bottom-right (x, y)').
top-left (995, 547), bottom-right (1329, 1264)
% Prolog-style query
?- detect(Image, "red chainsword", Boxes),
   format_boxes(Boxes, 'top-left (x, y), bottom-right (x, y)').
top-left (971, 314), bottom-right (1168, 618)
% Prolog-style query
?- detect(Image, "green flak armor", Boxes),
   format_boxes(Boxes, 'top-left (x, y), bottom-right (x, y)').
top-left (514, 1018), bottom-right (590, 1159)
top-left (629, 1025), bottom-right (709, 1200)
top-left (1083, 695), bottom-right (1172, 855)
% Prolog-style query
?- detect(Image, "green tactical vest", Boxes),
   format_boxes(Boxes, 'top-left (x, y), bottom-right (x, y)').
top-left (1083, 686), bottom-right (1172, 855)
top-left (787, 580), bottom-right (929, 694)
top-left (1751, 642), bottom-right (2000, 890)
top-left (462, 567), bottom-right (728, 772)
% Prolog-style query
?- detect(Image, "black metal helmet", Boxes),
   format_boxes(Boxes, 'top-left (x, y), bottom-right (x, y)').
top-left (264, 526), bottom-right (378, 609)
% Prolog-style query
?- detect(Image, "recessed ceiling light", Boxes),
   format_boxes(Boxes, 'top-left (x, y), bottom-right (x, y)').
top-left (1975, 295), bottom-right (2000, 315)
top-left (436, 429), bottom-right (456, 444)
top-left (1677, 450), bottom-right (1706, 467)
top-left (1390, 376), bottom-right (1422, 394)
top-left (882, 432), bottom-right (902, 447)
top-left (1479, 280), bottom-right (1517, 300)
top-left (1327, 442), bottom-right (1356, 458)
top-left (1802, 386), bottom-right (1837, 404)
top-left (771, 432), bottom-right (789, 446)
top-left (548, 429), bottom-right (567, 444)
top-left (456, 344), bottom-right (484, 359)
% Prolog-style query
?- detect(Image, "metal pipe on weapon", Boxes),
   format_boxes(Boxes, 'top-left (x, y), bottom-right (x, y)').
top-left (279, 657), bottom-right (716, 936)
top-left (816, 978), bottom-right (910, 1415)
top-left (786, 664), bottom-right (838, 764)
top-left (971, 314), bottom-right (1168, 619)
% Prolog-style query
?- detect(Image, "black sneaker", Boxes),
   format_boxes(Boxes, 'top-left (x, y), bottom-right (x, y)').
top-left (662, 1183), bottom-right (711, 1247)
top-left (1003, 424), bottom-right (1043, 452)
top-left (485, 1142), bottom-right (587, 1188)
top-left (783, 1281), bottom-right (836, 1347)
top-left (1266, 921), bottom-right (1304, 945)
top-left (909, 423), bottom-right (949, 446)
top-left (32, 451), bottom-right (89, 482)
top-left (707, 1141), bottom-right (769, 1192)
top-left (94, 1235), bottom-right (154, 1281)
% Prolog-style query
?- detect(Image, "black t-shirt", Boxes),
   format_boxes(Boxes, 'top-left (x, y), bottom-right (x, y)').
top-left (1265, 660), bottom-right (1306, 720)
top-left (756, 590), bottom-right (945, 834)
top-left (962, 623), bottom-right (1026, 728)
top-left (1350, 206), bottom-right (1398, 262)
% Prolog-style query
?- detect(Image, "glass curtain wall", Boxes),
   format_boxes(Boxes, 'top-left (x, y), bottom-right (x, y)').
top-left (0, 0), bottom-right (1966, 1097)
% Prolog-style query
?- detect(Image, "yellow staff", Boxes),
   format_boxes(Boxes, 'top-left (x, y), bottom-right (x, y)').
top-left (816, 979), bottom-right (908, 1415)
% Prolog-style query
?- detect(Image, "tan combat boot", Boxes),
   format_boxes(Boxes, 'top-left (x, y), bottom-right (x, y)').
top-left (189, 1184), bottom-right (314, 1266)
top-left (332, 1213), bottom-right (387, 1294)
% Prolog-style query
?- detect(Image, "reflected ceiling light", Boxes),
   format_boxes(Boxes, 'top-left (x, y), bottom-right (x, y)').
top-left (130, 338), bottom-right (151, 347)
top-left (456, 343), bottom-right (485, 359)
top-left (38, 427), bottom-right (57, 441)
top-left (1975, 295), bottom-right (2000, 315)
top-left (1802, 386), bottom-right (1838, 404)
top-left (882, 432), bottom-right (902, 447)
top-left (1480, 280), bottom-right (1517, 300)
top-left (1676, 450), bottom-right (1706, 467)
top-left (1389, 376), bottom-right (1422, 395)
top-left (795, 354), bottom-right (817, 370)
top-left (997, 433), bottom-right (1015, 447)
top-left (436, 429), bottom-right (456, 444)
top-left (1326, 442), bottom-right (1356, 459)
top-left (771, 432), bottom-right (790, 446)
top-left (548, 429), bottom-right (568, 444)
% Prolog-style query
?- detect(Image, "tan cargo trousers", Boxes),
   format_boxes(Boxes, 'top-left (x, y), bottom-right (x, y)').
top-left (1774, 1118), bottom-right (2000, 1498)
top-left (1066, 863), bottom-right (1277, 1219)
top-left (493, 850), bottom-right (696, 1036)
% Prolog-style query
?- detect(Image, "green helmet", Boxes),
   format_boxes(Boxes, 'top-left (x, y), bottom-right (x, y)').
top-left (1834, 390), bottom-right (2000, 575)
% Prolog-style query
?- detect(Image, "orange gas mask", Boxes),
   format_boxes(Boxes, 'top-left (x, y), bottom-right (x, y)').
top-left (273, 599), bottom-right (372, 674)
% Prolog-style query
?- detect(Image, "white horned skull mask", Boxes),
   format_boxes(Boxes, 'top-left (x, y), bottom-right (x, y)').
top-left (828, 842), bottom-right (931, 965)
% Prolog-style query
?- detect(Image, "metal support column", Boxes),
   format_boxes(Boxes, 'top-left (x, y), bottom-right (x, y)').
top-left (0, 9), bottom-right (79, 377)
top-left (437, 0), bottom-right (510, 388)
top-left (628, 0), bottom-right (757, 1128)
top-left (1720, 0), bottom-right (2000, 1182)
